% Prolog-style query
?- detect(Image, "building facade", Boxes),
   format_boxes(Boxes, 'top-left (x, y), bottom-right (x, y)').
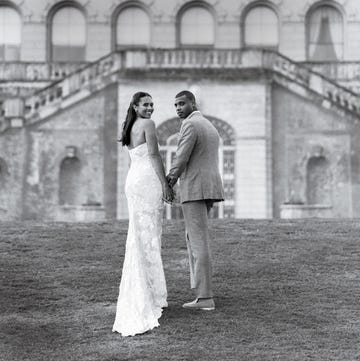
top-left (1, 0), bottom-right (360, 220)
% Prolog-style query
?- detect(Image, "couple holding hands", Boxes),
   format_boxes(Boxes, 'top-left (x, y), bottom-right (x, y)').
top-left (112, 90), bottom-right (224, 337)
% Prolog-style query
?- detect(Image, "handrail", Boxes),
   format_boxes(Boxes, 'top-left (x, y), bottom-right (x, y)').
top-left (303, 61), bottom-right (360, 81)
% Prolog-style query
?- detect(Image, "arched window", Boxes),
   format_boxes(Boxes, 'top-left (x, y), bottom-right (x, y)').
top-left (306, 156), bottom-right (331, 205)
top-left (178, 5), bottom-right (215, 47)
top-left (50, 5), bottom-right (86, 62)
top-left (115, 6), bottom-right (150, 48)
top-left (157, 117), bottom-right (235, 219)
top-left (0, 6), bottom-right (21, 61)
top-left (307, 5), bottom-right (343, 61)
top-left (59, 156), bottom-right (82, 205)
top-left (244, 5), bottom-right (279, 49)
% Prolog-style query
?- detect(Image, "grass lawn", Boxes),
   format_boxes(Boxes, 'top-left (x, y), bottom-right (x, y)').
top-left (1, 219), bottom-right (360, 361)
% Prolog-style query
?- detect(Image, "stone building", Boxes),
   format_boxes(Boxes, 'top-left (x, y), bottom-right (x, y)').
top-left (1, 0), bottom-right (360, 221)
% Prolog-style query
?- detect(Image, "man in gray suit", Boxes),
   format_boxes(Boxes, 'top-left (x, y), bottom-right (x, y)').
top-left (167, 90), bottom-right (224, 311)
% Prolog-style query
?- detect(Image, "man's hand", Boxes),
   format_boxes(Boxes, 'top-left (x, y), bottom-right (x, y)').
top-left (166, 175), bottom-right (177, 188)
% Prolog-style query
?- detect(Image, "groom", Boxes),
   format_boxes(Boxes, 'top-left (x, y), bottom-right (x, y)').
top-left (167, 90), bottom-right (224, 311)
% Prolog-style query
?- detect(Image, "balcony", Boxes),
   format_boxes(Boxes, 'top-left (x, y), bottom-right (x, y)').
top-left (0, 56), bottom-right (359, 87)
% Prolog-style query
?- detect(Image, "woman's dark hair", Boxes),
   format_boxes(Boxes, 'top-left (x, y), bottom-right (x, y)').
top-left (119, 92), bottom-right (151, 146)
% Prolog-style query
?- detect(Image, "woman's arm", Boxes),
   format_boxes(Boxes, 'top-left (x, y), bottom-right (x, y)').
top-left (144, 120), bottom-right (173, 200)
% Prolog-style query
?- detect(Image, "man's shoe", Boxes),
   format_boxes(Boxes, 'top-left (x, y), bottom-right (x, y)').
top-left (182, 298), bottom-right (215, 311)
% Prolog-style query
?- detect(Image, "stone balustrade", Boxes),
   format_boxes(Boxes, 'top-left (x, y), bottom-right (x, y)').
top-left (1, 48), bottom-right (358, 131)
top-left (145, 48), bottom-right (244, 68)
top-left (303, 62), bottom-right (360, 81)
top-left (262, 51), bottom-right (360, 115)
top-left (0, 62), bottom-right (89, 81)
top-left (24, 53), bottom-right (123, 120)
top-left (303, 61), bottom-right (360, 95)
top-left (138, 48), bottom-right (360, 116)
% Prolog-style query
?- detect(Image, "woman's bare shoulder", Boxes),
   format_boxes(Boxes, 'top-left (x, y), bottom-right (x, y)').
top-left (142, 119), bottom-right (155, 128)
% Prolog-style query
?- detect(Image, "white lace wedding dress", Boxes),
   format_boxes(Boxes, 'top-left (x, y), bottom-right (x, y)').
top-left (112, 142), bottom-right (167, 337)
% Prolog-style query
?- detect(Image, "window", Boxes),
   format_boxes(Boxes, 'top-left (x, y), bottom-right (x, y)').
top-left (179, 6), bottom-right (214, 47)
top-left (221, 148), bottom-right (236, 218)
top-left (0, 6), bottom-right (21, 61)
top-left (244, 5), bottom-right (279, 48)
top-left (307, 5), bottom-right (343, 61)
top-left (116, 7), bottom-right (150, 48)
top-left (51, 6), bottom-right (86, 62)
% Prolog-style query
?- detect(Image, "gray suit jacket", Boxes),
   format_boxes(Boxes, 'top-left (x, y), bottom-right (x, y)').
top-left (168, 111), bottom-right (225, 203)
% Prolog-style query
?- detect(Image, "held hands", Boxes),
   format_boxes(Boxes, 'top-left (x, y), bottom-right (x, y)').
top-left (166, 175), bottom-right (177, 188)
top-left (162, 182), bottom-right (175, 204)
top-left (162, 175), bottom-right (177, 204)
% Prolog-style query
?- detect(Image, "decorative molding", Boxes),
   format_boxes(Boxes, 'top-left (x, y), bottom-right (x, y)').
top-left (346, 6), bottom-right (359, 21)
top-left (299, 0), bottom-right (347, 20)
top-left (65, 145), bottom-right (77, 158)
top-left (104, 0), bottom-right (163, 24)
top-left (41, 0), bottom-right (98, 22)
top-left (168, 0), bottom-right (226, 23)
top-left (8, 0), bottom-right (34, 22)
top-left (233, 0), bottom-right (283, 22)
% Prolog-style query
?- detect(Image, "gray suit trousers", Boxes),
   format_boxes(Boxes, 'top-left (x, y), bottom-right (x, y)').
top-left (182, 200), bottom-right (214, 298)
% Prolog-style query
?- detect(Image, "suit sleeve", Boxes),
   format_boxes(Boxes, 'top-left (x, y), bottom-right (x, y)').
top-left (168, 122), bottom-right (197, 181)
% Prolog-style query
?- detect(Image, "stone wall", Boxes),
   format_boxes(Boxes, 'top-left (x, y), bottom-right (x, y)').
top-left (272, 84), bottom-right (353, 218)
top-left (19, 85), bottom-right (118, 221)
top-left (0, 128), bottom-right (26, 220)
top-left (103, 84), bottom-right (118, 219)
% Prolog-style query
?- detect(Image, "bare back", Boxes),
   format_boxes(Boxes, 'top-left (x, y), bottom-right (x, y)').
top-left (128, 118), bottom-right (147, 149)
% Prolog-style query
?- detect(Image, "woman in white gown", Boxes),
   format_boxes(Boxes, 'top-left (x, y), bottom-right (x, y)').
top-left (113, 92), bottom-right (174, 337)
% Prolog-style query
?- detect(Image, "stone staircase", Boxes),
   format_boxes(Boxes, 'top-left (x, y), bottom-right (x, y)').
top-left (1, 48), bottom-right (360, 133)
top-left (303, 61), bottom-right (360, 95)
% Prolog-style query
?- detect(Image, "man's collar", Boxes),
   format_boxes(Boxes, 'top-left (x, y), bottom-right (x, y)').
top-left (184, 110), bottom-right (201, 121)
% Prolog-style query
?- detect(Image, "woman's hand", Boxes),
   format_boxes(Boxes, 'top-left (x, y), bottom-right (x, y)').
top-left (162, 183), bottom-right (175, 204)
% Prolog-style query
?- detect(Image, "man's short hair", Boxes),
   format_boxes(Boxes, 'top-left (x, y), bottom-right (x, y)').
top-left (175, 90), bottom-right (196, 103)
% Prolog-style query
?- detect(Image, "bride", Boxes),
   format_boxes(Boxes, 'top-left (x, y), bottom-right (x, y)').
top-left (112, 92), bottom-right (174, 337)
